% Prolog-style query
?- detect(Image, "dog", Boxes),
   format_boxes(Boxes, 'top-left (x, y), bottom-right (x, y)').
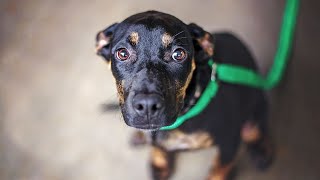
top-left (95, 11), bottom-right (274, 180)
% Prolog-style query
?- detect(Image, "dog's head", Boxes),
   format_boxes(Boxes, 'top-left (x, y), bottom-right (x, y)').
top-left (96, 11), bottom-right (213, 130)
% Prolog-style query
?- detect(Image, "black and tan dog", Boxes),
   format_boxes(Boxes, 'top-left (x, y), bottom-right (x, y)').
top-left (95, 11), bottom-right (274, 180)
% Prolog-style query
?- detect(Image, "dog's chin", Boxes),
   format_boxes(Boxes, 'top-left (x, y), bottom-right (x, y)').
top-left (123, 116), bottom-right (178, 131)
top-left (125, 121), bottom-right (167, 131)
top-left (129, 124), bottom-right (162, 131)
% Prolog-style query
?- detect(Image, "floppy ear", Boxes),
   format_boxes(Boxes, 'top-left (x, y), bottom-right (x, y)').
top-left (188, 23), bottom-right (214, 65)
top-left (95, 23), bottom-right (119, 63)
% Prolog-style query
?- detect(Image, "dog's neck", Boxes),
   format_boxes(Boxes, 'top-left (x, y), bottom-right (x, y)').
top-left (181, 62), bottom-right (212, 115)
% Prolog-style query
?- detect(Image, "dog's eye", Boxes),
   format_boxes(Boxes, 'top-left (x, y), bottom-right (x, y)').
top-left (172, 48), bottom-right (187, 61)
top-left (116, 48), bottom-right (130, 61)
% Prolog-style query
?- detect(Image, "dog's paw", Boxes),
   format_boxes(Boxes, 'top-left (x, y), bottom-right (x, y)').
top-left (248, 138), bottom-right (274, 171)
top-left (129, 131), bottom-right (148, 147)
top-left (151, 164), bottom-right (170, 180)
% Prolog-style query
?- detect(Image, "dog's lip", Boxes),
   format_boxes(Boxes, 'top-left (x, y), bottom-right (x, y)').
top-left (130, 124), bottom-right (163, 130)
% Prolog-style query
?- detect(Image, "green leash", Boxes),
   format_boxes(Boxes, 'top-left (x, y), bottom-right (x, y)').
top-left (160, 0), bottom-right (299, 130)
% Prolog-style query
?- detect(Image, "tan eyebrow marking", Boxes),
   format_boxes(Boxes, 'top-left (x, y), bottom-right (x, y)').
top-left (162, 33), bottom-right (173, 47)
top-left (129, 32), bottom-right (139, 45)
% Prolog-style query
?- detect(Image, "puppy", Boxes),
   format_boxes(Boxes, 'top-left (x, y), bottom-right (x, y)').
top-left (95, 11), bottom-right (274, 180)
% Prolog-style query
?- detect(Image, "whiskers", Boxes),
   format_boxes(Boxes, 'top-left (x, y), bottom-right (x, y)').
top-left (171, 30), bottom-right (189, 46)
top-left (172, 30), bottom-right (185, 39)
top-left (173, 37), bottom-right (188, 41)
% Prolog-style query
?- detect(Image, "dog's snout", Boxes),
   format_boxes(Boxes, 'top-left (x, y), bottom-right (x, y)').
top-left (132, 94), bottom-right (164, 117)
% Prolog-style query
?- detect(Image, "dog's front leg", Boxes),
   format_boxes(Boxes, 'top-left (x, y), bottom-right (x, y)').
top-left (207, 145), bottom-right (238, 180)
top-left (207, 154), bottom-right (234, 180)
top-left (150, 146), bottom-right (176, 180)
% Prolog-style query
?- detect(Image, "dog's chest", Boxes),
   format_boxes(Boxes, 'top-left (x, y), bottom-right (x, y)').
top-left (156, 130), bottom-right (214, 151)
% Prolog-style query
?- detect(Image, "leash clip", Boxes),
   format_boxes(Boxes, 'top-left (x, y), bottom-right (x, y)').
top-left (211, 63), bottom-right (217, 81)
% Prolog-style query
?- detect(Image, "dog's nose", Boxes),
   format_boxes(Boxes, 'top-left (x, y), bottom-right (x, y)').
top-left (132, 94), bottom-right (164, 117)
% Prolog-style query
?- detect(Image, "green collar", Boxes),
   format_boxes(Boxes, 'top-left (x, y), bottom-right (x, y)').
top-left (160, 0), bottom-right (299, 131)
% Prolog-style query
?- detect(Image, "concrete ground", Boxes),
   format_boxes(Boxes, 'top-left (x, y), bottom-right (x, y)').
top-left (0, 0), bottom-right (319, 179)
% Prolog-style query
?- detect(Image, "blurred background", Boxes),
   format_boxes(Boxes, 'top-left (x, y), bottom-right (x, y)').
top-left (0, 0), bottom-right (319, 179)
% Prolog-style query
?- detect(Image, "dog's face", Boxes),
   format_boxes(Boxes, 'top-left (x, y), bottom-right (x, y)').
top-left (96, 11), bottom-right (213, 130)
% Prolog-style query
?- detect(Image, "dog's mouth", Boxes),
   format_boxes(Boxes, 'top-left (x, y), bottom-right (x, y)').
top-left (118, 88), bottom-right (182, 130)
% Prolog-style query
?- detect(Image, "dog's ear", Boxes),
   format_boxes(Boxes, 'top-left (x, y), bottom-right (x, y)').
top-left (95, 23), bottom-right (119, 63)
top-left (188, 23), bottom-right (214, 65)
